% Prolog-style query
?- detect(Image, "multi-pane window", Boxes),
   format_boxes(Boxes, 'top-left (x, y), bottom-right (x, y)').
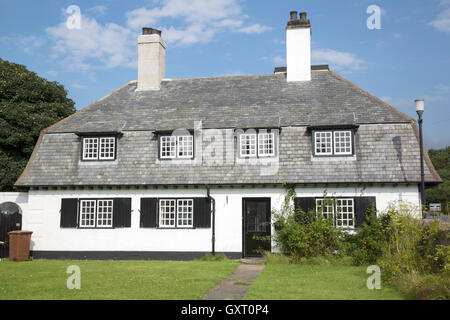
top-left (82, 137), bottom-right (116, 160)
top-left (83, 138), bottom-right (98, 160)
top-left (177, 199), bottom-right (193, 227)
top-left (258, 133), bottom-right (275, 157)
top-left (313, 130), bottom-right (353, 156)
top-left (333, 131), bottom-right (352, 155)
top-left (79, 200), bottom-right (97, 228)
top-left (240, 134), bottom-right (257, 157)
top-left (79, 199), bottom-right (114, 228)
top-left (99, 137), bottom-right (116, 159)
top-left (315, 198), bottom-right (354, 228)
top-left (314, 132), bottom-right (332, 155)
top-left (336, 199), bottom-right (354, 228)
top-left (316, 199), bottom-right (334, 221)
top-left (177, 136), bottom-right (194, 158)
top-left (159, 199), bottom-right (176, 227)
top-left (159, 199), bottom-right (194, 228)
top-left (160, 135), bottom-right (193, 159)
top-left (239, 131), bottom-right (276, 158)
top-left (97, 200), bottom-right (113, 228)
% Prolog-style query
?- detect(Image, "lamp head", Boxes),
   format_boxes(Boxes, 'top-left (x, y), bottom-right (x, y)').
top-left (415, 99), bottom-right (424, 117)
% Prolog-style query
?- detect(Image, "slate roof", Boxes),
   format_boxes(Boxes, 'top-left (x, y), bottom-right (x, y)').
top-left (15, 70), bottom-right (441, 187)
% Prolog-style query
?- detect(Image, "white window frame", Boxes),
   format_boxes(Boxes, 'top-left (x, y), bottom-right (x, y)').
top-left (96, 199), bottom-right (113, 228)
top-left (177, 199), bottom-right (194, 228)
top-left (257, 132), bottom-right (275, 157)
top-left (335, 198), bottom-right (354, 228)
top-left (314, 131), bottom-right (333, 155)
top-left (333, 131), bottom-right (352, 155)
top-left (82, 137), bottom-right (116, 161)
top-left (82, 138), bottom-right (99, 160)
top-left (160, 135), bottom-right (193, 159)
top-left (99, 137), bottom-right (116, 160)
top-left (315, 198), bottom-right (355, 229)
top-left (79, 199), bottom-right (114, 228)
top-left (239, 133), bottom-right (257, 158)
top-left (79, 200), bottom-right (97, 228)
top-left (177, 135), bottom-right (194, 159)
top-left (159, 199), bottom-right (176, 228)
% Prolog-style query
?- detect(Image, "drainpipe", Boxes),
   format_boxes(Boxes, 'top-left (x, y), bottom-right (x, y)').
top-left (205, 184), bottom-right (216, 256)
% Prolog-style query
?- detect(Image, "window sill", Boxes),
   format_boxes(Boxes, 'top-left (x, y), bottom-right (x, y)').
top-left (311, 155), bottom-right (356, 162)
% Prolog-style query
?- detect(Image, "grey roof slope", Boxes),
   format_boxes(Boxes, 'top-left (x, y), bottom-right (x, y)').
top-left (47, 71), bottom-right (410, 133)
top-left (15, 70), bottom-right (441, 187)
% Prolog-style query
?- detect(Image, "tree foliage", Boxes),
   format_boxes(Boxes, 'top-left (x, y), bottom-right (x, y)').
top-left (0, 58), bottom-right (75, 191)
top-left (426, 146), bottom-right (450, 213)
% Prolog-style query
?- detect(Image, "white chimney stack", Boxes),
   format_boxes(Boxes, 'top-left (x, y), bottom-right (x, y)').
top-left (137, 28), bottom-right (166, 91)
top-left (286, 11), bottom-right (311, 82)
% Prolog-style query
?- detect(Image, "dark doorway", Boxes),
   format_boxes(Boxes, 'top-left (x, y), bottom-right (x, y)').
top-left (0, 202), bottom-right (22, 258)
top-left (242, 198), bottom-right (271, 257)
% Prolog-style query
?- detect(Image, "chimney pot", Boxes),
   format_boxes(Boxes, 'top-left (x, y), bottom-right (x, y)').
top-left (299, 12), bottom-right (307, 21)
top-left (290, 11), bottom-right (298, 20)
top-left (142, 27), bottom-right (162, 36)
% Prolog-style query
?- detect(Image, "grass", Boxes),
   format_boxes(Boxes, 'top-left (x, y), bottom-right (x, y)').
top-left (245, 263), bottom-right (405, 300)
top-left (0, 259), bottom-right (239, 300)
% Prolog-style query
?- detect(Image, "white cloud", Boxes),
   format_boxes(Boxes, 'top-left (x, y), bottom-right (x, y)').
top-left (429, 8), bottom-right (450, 33)
top-left (312, 48), bottom-right (366, 73)
top-left (0, 35), bottom-right (43, 53)
top-left (125, 0), bottom-right (271, 45)
top-left (126, 0), bottom-right (242, 29)
top-left (88, 5), bottom-right (107, 16)
top-left (236, 24), bottom-right (272, 34)
top-left (272, 55), bottom-right (286, 66)
top-left (46, 15), bottom-right (136, 71)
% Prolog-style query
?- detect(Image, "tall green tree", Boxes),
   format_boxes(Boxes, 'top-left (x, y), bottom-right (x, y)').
top-left (0, 59), bottom-right (75, 191)
top-left (426, 146), bottom-right (450, 213)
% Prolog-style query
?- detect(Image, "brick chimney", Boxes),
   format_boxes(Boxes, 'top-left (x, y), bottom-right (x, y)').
top-left (137, 28), bottom-right (166, 91)
top-left (286, 11), bottom-right (311, 82)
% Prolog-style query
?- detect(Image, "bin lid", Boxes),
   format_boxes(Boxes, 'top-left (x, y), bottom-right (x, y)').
top-left (8, 231), bottom-right (33, 235)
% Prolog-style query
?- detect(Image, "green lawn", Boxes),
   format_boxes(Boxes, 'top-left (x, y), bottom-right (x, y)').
top-left (245, 263), bottom-right (405, 300)
top-left (0, 259), bottom-right (239, 300)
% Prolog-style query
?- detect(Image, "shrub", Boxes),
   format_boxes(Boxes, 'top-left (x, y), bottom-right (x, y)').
top-left (272, 187), bottom-right (344, 260)
top-left (392, 273), bottom-right (450, 300)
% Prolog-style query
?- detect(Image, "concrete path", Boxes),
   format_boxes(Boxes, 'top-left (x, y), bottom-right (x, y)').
top-left (202, 258), bottom-right (265, 300)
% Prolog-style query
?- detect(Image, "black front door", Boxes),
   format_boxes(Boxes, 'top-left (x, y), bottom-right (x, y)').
top-left (0, 205), bottom-right (22, 258)
top-left (243, 198), bottom-right (271, 257)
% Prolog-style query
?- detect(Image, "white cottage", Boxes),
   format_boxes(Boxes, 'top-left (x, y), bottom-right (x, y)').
top-left (10, 12), bottom-right (441, 259)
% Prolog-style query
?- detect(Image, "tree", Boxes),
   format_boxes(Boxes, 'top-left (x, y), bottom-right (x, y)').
top-left (0, 59), bottom-right (75, 191)
top-left (426, 146), bottom-right (450, 214)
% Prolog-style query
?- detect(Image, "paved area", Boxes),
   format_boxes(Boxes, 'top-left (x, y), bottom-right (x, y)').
top-left (202, 258), bottom-right (265, 300)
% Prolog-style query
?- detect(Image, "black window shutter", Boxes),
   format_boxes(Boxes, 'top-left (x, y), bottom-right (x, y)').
top-left (193, 197), bottom-right (211, 228)
top-left (294, 197), bottom-right (316, 214)
top-left (113, 198), bottom-right (132, 228)
top-left (60, 198), bottom-right (78, 228)
top-left (354, 197), bottom-right (376, 228)
top-left (140, 198), bottom-right (158, 228)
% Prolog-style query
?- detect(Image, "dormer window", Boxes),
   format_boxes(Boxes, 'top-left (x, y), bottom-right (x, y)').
top-left (313, 129), bottom-right (354, 156)
top-left (159, 134), bottom-right (194, 159)
top-left (82, 137), bottom-right (116, 161)
top-left (238, 131), bottom-right (277, 158)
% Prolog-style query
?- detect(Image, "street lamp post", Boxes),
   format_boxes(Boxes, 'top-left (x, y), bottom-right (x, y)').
top-left (415, 99), bottom-right (426, 216)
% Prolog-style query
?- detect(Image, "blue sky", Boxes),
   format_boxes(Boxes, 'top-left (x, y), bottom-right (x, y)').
top-left (1, 0), bottom-right (449, 149)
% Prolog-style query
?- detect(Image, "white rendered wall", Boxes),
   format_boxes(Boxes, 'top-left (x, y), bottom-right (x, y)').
top-left (286, 27), bottom-right (311, 82)
top-left (22, 185), bottom-right (420, 254)
top-left (0, 192), bottom-right (28, 214)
